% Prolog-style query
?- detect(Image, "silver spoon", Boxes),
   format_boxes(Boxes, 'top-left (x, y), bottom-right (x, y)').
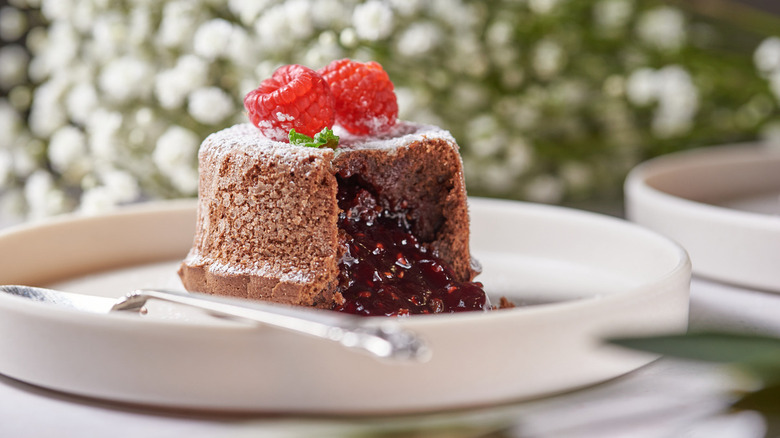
top-left (0, 285), bottom-right (430, 362)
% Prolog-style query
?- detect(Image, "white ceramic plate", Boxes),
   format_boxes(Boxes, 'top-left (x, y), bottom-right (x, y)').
top-left (0, 198), bottom-right (690, 414)
top-left (625, 143), bottom-right (780, 292)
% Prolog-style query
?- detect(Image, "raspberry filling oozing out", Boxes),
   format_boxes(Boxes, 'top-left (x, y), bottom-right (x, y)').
top-left (332, 177), bottom-right (490, 316)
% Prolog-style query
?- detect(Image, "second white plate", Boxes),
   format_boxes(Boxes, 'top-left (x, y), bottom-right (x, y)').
top-left (625, 143), bottom-right (780, 292)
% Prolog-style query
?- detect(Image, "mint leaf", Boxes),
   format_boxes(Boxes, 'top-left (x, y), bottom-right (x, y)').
top-left (288, 129), bottom-right (314, 145)
top-left (288, 128), bottom-right (339, 149)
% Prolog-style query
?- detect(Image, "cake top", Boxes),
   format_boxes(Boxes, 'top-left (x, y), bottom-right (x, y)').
top-left (203, 121), bottom-right (457, 159)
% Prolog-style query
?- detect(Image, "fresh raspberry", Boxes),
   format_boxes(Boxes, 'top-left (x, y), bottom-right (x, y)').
top-left (319, 59), bottom-right (398, 135)
top-left (244, 64), bottom-right (335, 141)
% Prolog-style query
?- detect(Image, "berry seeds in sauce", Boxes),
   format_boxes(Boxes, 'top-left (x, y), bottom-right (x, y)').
top-left (333, 176), bottom-right (490, 316)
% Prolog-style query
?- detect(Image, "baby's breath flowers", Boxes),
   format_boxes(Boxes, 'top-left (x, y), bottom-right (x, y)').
top-left (0, 0), bottom-right (779, 220)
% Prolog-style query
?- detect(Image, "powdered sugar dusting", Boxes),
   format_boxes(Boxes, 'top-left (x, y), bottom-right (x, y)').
top-left (202, 121), bottom-right (457, 161)
top-left (201, 123), bottom-right (334, 162)
top-left (276, 112), bottom-right (294, 121)
top-left (335, 120), bottom-right (457, 151)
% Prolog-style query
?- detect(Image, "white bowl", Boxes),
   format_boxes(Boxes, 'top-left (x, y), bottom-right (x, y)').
top-left (625, 143), bottom-right (780, 292)
top-left (0, 198), bottom-right (690, 414)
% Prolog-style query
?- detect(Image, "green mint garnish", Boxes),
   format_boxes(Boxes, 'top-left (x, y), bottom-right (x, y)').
top-left (289, 128), bottom-right (339, 149)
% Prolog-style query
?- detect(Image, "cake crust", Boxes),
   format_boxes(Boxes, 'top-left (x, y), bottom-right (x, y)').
top-left (178, 122), bottom-right (476, 308)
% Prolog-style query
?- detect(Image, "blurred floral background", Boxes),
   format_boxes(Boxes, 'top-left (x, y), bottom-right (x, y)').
top-left (0, 0), bottom-right (779, 220)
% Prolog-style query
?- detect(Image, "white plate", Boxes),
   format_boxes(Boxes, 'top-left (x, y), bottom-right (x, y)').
top-left (625, 144), bottom-right (780, 292)
top-left (0, 198), bottom-right (690, 414)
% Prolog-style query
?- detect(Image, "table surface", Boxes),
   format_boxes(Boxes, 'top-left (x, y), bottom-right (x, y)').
top-left (1, 274), bottom-right (777, 438)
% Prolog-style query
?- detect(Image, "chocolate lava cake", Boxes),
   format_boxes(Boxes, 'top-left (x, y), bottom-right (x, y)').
top-left (178, 60), bottom-right (489, 315)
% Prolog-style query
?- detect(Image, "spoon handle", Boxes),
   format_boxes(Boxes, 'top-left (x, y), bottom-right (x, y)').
top-left (113, 289), bottom-right (430, 362)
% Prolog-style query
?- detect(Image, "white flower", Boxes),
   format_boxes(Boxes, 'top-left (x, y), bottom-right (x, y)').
top-left (388, 0), bottom-right (422, 16)
top-left (28, 78), bottom-right (68, 137)
top-left (24, 169), bottom-right (67, 219)
top-left (134, 107), bottom-right (154, 127)
top-left (28, 21), bottom-right (79, 81)
top-left (303, 31), bottom-right (344, 68)
top-left (68, 1), bottom-right (99, 34)
top-left (99, 55), bottom-right (153, 103)
top-left (86, 108), bottom-right (123, 161)
top-left (193, 19), bottom-right (234, 60)
top-left (654, 66), bottom-right (699, 138)
top-left (466, 115), bottom-right (502, 157)
top-left (153, 126), bottom-right (200, 194)
top-left (561, 162), bottom-right (592, 189)
top-left (505, 138), bottom-right (533, 173)
top-left (0, 99), bottom-right (20, 149)
top-left (394, 87), bottom-right (417, 119)
top-left (48, 125), bottom-right (87, 175)
top-left (453, 34), bottom-right (488, 77)
top-left (339, 27), bottom-right (359, 48)
top-left (0, 6), bottom-right (27, 41)
top-left (89, 12), bottom-right (128, 61)
top-left (529, 0), bottom-right (561, 15)
top-left (283, 0), bottom-right (315, 40)
top-left (155, 55), bottom-right (209, 109)
top-left (602, 74), bottom-right (625, 98)
top-left (768, 70), bottom-right (780, 104)
top-left (501, 68), bottom-right (524, 88)
top-left (12, 137), bottom-right (41, 177)
top-left (453, 82), bottom-right (487, 110)
top-left (254, 4), bottom-right (294, 51)
top-left (479, 162), bottom-right (516, 194)
top-left (311, 0), bottom-right (350, 28)
top-left (760, 121), bottom-right (780, 148)
top-left (428, 0), bottom-right (478, 29)
top-left (525, 174), bottom-right (564, 203)
top-left (0, 187), bottom-right (24, 220)
top-left (40, 0), bottom-right (73, 21)
top-left (353, 0), bottom-right (394, 41)
top-left (627, 65), bottom-right (698, 137)
top-left (0, 149), bottom-right (12, 186)
top-left (486, 20), bottom-right (514, 47)
top-left (228, 0), bottom-right (271, 26)
top-left (396, 22), bottom-right (441, 57)
top-left (254, 1), bottom-right (315, 52)
top-left (188, 87), bottom-right (235, 125)
top-left (550, 80), bottom-right (587, 108)
top-left (78, 186), bottom-right (116, 215)
top-left (754, 37), bottom-right (780, 76)
top-left (253, 61), bottom-right (279, 86)
top-left (593, 0), bottom-right (633, 32)
top-left (157, 1), bottom-right (199, 49)
top-left (128, 6), bottom-right (153, 44)
top-left (100, 168), bottom-right (140, 203)
top-left (636, 6), bottom-right (686, 52)
top-left (65, 82), bottom-right (98, 125)
top-left (226, 26), bottom-right (255, 68)
top-left (625, 67), bottom-right (657, 106)
top-left (532, 38), bottom-right (565, 79)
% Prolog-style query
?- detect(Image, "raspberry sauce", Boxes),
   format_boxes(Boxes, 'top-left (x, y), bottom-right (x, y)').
top-left (332, 177), bottom-right (490, 316)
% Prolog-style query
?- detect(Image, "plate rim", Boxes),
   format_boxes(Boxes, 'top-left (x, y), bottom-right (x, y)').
top-left (625, 143), bottom-right (780, 227)
top-left (0, 197), bottom-right (691, 329)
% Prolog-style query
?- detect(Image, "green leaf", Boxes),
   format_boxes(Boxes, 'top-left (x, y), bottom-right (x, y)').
top-left (288, 127), bottom-right (339, 149)
top-left (609, 331), bottom-right (780, 383)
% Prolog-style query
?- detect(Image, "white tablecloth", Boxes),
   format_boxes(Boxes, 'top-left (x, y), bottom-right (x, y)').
top-left (1, 276), bottom-right (777, 438)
